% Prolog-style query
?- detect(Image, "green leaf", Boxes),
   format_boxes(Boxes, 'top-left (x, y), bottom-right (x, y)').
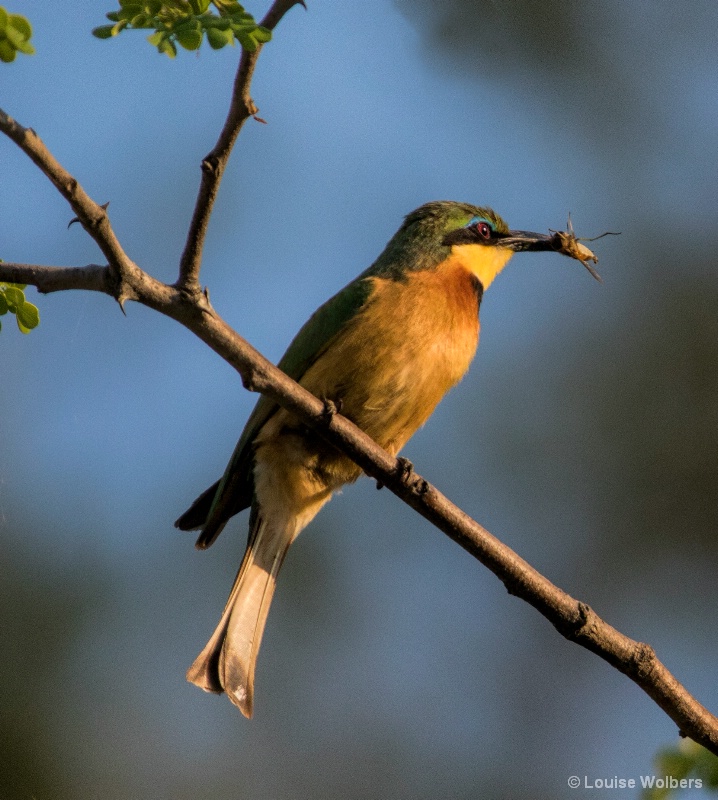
top-left (644, 742), bottom-right (718, 800)
top-left (3, 23), bottom-right (23, 47)
top-left (117, 6), bottom-right (142, 22)
top-left (13, 37), bottom-right (34, 55)
top-left (96, 1), bottom-right (266, 57)
top-left (0, 283), bottom-right (40, 334)
top-left (146, 29), bottom-right (164, 46)
top-left (8, 13), bottom-right (31, 39)
top-left (252, 26), bottom-right (271, 44)
top-left (158, 36), bottom-right (177, 57)
top-left (0, 39), bottom-right (16, 63)
top-left (174, 18), bottom-right (202, 33)
top-left (3, 285), bottom-right (24, 311)
top-left (93, 24), bottom-right (116, 39)
top-left (16, 300), bottom-right (39, 332)
top-left (189, 0), bottom-right (211, 13)
top-left (236, 31), bottom-right (258, 51)
top-left (176, 26), bottom-right (202, 50)
top-left (0, 8), bottom-right (34, 61)
top-left (206, 25), bottom-right (233, 48)
top-left (208, 16), bottom-right (231, 30)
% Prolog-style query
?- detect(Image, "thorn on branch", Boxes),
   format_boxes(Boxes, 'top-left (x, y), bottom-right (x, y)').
top-left (253, 115), bottom-right (268, 124)
top-left (110, 267), bottom-right (139, 315)
top-left (198, 286), bottom-right (214, 314)
top-left (68, 201), bottom-right (110, 229)
top-left (174, 281), bottom-right (213, 315)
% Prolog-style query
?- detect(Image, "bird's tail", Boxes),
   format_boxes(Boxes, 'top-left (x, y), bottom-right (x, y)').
top-left (186, 509), bottom-right (290, 718)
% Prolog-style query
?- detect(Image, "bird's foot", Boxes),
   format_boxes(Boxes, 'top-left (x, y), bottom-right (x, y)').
top-left (395, 457), bottom-right (430, 496)
top-left (395, 456), bottom-right (414, 480)
top-left (319, 396), bottom-right (343, 424)
top-left (378, 457), bottom-right (414, 490)
top-left (414, 477), bottom-right (430, 496)
top-left (377, 458), bottom-right (430, 495)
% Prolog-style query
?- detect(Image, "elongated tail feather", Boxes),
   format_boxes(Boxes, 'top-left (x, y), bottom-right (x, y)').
top-left (186, 509), bottom-right (292, 718)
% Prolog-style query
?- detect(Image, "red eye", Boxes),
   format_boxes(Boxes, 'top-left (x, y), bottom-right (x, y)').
top-left (476, 221), bottom-right (492, 240)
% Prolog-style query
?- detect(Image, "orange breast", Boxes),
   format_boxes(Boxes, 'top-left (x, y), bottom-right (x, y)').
top-left (299, 256), bottom-right (481, 459)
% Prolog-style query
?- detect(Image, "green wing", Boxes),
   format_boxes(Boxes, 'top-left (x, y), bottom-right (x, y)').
top-left (176, 273), bottom-right (374, 547)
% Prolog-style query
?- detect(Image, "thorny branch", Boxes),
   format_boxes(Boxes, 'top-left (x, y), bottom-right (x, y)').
top-left (176, 0), bottom-right (306, 293)
top-left (2, 0), bottom-right (717, 757)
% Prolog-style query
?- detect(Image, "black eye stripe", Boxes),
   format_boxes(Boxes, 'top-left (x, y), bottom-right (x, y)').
top-left (442, 218), bottom-right (501, 247)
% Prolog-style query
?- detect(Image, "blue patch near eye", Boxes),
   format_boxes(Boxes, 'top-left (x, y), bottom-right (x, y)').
top-left (465, 216), bottom-right (494, 230)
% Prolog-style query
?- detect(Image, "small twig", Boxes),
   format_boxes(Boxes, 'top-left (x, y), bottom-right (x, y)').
top-left (175, 0), bottom-right (305, 292)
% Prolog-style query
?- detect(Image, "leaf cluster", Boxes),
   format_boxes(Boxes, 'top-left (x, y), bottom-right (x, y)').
top-left (0, 7), bottom-right (34, 62)
top-left (643, 740), bottom-right (718, 799)
top-left (0, 281), bottom-right (40, 333)
top-left (93, 0), bottom-right (271, 58)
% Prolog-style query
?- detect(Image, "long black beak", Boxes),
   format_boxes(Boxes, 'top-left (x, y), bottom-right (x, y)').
top-left (499, 229), bottom-right (602, 281)
top-left (499, 230), bottom-right (557, 252)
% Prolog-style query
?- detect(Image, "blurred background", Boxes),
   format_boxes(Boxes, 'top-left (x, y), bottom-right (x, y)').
top-left (1, 1), bottom-right (717, 797)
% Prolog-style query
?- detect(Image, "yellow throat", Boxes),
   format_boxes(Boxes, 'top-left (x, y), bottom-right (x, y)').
top-left (450, 243), bottom-right (515, 290)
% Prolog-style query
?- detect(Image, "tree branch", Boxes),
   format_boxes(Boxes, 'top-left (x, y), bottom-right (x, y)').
top-left (2, 1), bottom-right (717, 756)
top-left (176, 0), bottom-right (305, 292)
top-left (0, 109), bottom-right (141, 309)
top-left (0, 262), bottom-right (110, 294)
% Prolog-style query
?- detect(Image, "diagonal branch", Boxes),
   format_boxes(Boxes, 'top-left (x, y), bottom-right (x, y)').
top-left (3, 249), bottom-right (718, 756)
top-left (176, 0), bottom-right (305, 292)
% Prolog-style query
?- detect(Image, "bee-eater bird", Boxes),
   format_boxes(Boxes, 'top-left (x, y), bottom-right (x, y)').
top-left (176, 200), bottom-right (597, 717)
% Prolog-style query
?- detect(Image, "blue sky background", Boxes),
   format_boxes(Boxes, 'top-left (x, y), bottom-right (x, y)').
top-left (1, 2), bottom-right (718, 798)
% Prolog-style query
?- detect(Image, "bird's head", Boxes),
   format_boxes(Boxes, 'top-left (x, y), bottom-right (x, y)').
top-left (382, 201), bottom-right (596, 290)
